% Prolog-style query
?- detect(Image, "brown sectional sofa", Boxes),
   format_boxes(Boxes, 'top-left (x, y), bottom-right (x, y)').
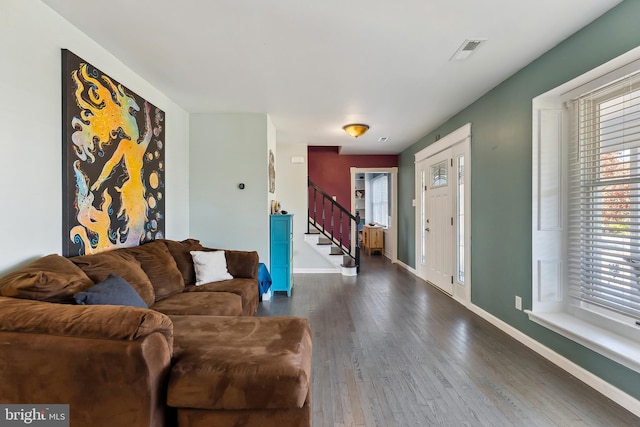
top-left (0, 238), bottom-right (312, 427)
top-left (69, 238), bottom-right (260, 317)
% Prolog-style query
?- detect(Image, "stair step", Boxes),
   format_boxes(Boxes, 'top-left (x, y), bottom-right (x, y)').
top-left (330, 247), bottom-right (344, 255)
top-left (303, 225), bottom-right (358, 276)
top-left (317, 237), bottom-right (332, 245)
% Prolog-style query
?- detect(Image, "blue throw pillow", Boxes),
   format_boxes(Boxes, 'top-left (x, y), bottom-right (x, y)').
top-left (74, 274), bottom-right (148, 308)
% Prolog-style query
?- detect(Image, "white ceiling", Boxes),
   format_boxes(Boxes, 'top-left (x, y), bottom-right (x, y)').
top-left (41, 0), bottom-right (620, 154)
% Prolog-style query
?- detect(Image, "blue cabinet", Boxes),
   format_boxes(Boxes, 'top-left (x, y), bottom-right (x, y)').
top-left (270, 214), bottom-right (293, 297)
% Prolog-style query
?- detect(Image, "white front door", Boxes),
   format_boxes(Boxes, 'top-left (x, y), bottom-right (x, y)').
top-left (423, 148), bottom-right (454, 294)
top-left (415, 124), bottom-right (471, 305)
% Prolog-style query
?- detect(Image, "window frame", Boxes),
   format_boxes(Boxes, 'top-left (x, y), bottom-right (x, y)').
top-left (370, 174), bottom-right (389, 228)
top-left (530, 48), bottom-right (640, 374)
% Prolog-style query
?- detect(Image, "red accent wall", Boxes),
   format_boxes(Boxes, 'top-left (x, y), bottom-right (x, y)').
top-left (308, 146), bottom-right (398, 210)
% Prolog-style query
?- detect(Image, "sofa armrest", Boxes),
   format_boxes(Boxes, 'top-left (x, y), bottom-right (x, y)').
top-left (0, 296), bottom-right (173, 348)
top-left (0, 297), bottom-right (173, 426)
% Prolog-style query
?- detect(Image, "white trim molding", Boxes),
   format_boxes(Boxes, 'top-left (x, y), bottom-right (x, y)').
top-left (531, 44), bottom-right (640, 378)
top-left (469, 304), bottom-right (640, 417)
top-left (350, 167), bottom-right (399, 264)
top-left (414, 123), bottom-right (471, 163)
top-left (293, 268), bottom-right (341, 274)
top-left (526, 310), bottom-right (640, 373)
top-left (395, 259), bottom-right (417, 275)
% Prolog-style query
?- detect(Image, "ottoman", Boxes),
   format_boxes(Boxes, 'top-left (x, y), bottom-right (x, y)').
top-left (167, 315), bottom-right (312, 427)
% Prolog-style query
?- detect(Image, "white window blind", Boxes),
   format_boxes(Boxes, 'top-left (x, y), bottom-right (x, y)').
top-left (431, 160), bottom-right (448, 187)
top-left (568, 71), bottom-right (640, 321)
top-left (371, 175), bottom-right (388, 227)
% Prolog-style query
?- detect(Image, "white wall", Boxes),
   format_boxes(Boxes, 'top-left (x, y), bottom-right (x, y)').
top-left (276, 144), bottom-right (335, 270)
top-left (189, 113), bottom-right (270, 262)
top-left (0, 0), bottom-right (190, 274)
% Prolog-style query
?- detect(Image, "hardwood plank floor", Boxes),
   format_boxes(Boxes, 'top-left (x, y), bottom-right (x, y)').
top-left (257, 254), bottom-right (640, 427)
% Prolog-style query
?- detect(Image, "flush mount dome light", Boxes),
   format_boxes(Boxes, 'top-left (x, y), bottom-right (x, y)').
top-left (342, 124), bottom-right (369, 138)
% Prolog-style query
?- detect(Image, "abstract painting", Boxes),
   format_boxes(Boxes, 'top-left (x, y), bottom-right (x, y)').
top-left (268, 149), bottom-right (276, 194)
top-left (62, 50), bottom-right (165, 256)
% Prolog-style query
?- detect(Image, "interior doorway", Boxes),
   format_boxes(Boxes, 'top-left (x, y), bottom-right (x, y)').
top-left (350, 167), bottom-right (398, 263)
top-left (415, 124), bottom-right (471, 306)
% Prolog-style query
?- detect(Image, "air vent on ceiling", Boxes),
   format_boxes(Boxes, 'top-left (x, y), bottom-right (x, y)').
top-left (450, 39), bottom-right (486, 61)
top-left (378, 137), bottom-right (389, 143)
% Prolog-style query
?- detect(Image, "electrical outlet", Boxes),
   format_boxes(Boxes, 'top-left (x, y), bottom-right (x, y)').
top-left (515, 296), bottom-right (522, 311)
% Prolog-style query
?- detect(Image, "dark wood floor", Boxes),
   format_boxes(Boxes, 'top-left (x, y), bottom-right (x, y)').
top-left (257, 254), bottom-right (640, 427)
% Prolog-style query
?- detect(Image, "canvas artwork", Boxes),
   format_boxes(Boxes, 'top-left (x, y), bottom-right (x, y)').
top-left (268, 149), bottom-right (276, 194)
top-left (62, 50), bottom-right (165, 256)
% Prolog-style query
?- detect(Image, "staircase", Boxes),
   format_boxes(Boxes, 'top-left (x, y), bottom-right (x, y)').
top-left (307, 178), bottom-right (360, 275)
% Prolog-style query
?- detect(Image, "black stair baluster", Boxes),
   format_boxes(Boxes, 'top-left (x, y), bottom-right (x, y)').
top-left (313, 186), bottom-right (317, 225)
top-left (339, 210), bottom-right (343, 249)
top-left (330, 201), bottom-right (334, 242)
top-left (307, 178), bottom-right (359, 271)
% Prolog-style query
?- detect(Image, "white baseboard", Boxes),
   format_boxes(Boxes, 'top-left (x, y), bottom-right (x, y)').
top-left (468, 303), bottom-right (640, 417)
top-left (395, 259), bottom-right (416, 275)
top-left (293, 268), bottom-right (340, 274)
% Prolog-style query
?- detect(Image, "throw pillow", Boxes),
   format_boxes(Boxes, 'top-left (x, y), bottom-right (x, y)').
top-left (74, 274), bottom-right (148, 308)
top-left (190, 250), bottom-right (233, 285)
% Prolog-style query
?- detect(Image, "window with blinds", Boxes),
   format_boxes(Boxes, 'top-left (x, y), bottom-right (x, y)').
top-left (568, 72), bottom-right (640, 321)
top-left (371, 174), bottom-right (389, 227)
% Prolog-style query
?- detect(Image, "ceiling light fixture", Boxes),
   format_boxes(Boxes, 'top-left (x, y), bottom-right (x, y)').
top-left (342, 124), bottom-right (369, 138)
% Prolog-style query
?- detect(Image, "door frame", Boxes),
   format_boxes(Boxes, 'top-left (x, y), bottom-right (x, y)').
top-left (415, 123), bottom-right (471, 306)
top-left (350, 167), bottom-right (398, 263)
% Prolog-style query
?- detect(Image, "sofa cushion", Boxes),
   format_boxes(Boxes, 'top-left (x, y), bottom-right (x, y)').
top-left (151, 292), bottom-right (243, 316)
top-left (0, 254), bottom-right (93, 303)
top-left (184, 278), bottom-right (258, 316)
top-left (74, 274), bottom-right (148, 308)
top-left (70, 250), bottom-right (155, 306)
top-left (223, 249), bottom-right (259, 279)
top-left (191, 250), bottom-right (233, 284)
top-left (160, 239), bottom-right (204, 286)
top-left (168, 316), bottom-right (312, 410)
top-left (0, 296), bottom-right (173, 345)
top-left (120, 241), bottom-right (185, 301)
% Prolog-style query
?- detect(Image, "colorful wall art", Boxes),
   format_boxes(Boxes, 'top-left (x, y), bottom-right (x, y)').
top-left (62, 50), bottom-right (165, 256)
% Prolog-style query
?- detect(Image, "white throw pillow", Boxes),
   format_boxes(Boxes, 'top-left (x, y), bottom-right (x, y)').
top-left (190, 250), bottom-right (233, 285)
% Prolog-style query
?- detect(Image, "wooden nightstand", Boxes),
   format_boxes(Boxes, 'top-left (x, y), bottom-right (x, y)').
top-left (362, 225), bottom-right (383, 255)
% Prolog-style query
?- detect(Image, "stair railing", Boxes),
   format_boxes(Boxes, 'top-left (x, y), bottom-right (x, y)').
top-left (307, 178), bottom-right (360, 271)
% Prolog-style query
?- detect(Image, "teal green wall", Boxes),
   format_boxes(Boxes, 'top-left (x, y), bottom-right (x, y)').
top-left (398, 1), bottom-right (640, 399)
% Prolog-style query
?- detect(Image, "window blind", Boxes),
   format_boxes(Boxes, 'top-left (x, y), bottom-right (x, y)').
top-left (371, 175), bottom-right (388, 227)
top-left (568, 72), bottom-right (640, 320)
